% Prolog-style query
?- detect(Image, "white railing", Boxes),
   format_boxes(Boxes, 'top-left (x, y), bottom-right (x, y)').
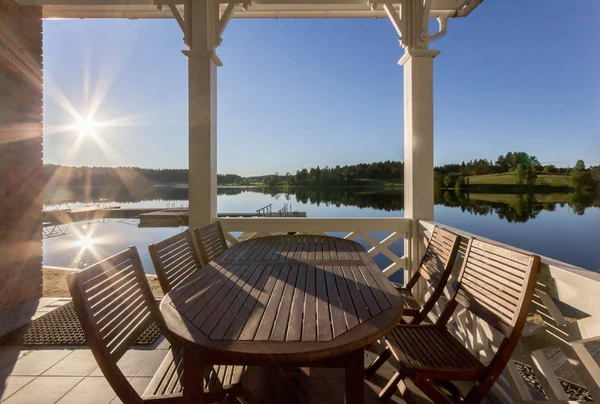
top-left (218, 217), bottom-right (411, 279)
top-left (419, 220), bottom-right (600, 403)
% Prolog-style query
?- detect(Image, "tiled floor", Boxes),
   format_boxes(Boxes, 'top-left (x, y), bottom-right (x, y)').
top-left (0, 299), bottom-right (429, 404)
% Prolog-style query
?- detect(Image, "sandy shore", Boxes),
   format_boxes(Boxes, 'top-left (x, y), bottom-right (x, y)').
top-left (43, 267), bottom-right (164, 298)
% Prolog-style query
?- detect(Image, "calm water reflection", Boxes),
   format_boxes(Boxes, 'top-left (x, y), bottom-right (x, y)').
top-left (43, 186), bottom-right (600, 276)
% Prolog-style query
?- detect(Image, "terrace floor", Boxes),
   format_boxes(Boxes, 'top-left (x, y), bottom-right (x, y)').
top-left (0, 299), bottom-right (438, 404)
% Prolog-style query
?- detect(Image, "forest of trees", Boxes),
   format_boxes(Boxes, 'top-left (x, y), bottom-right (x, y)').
top-left (44, 151), bottom-right (600, 195)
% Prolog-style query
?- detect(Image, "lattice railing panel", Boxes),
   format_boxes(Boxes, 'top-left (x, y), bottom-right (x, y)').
top-left (218, 217), bottom-right (410, 282)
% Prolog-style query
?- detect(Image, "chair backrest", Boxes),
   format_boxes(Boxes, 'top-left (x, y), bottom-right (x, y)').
top-left (194, 222), bottom-right (228, 264)
top-left (149, 230), bottom-right (202, 294)
top-left (404, 226), bottom-right (460, 323)
top-left (67, 247), bottom-right (163, 404)
top-left (438, 238), bottom-right (540, 398)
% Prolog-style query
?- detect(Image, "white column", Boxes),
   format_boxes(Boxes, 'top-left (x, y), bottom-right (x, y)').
top-left (401, 49), bottom-right (439, 283)
top-left (187, 0), bottom-right (219, 228)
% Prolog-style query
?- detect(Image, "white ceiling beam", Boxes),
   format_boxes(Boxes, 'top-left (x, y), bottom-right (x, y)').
top-left (16, 0), bottom-right (470, 19)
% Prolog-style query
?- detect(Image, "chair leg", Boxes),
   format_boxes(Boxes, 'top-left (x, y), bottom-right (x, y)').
top-left (378, 371), bottom-right (401, 402)
top-left (366, 348), bottom-right (392, 378)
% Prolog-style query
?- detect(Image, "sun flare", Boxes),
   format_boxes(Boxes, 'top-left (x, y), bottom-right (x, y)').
top-left (74, 116), bottom-right (96, 136)
top-left (75, 235), bottom-right (94, 250)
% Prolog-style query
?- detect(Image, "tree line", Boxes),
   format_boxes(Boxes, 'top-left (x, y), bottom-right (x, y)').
top-left (43, 151), bottom-right (599, 194)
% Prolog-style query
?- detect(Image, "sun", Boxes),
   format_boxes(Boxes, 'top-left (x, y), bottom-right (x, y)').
top-left (75, 235), bottom-right (94, 250)
top-left (74, 116), bottom-right (96, 136)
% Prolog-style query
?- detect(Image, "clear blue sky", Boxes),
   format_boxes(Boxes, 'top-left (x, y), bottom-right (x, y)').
top-left (42, 0), bottom-right (599, 175)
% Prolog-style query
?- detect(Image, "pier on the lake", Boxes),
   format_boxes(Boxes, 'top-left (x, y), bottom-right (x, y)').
top-left (42, 202), bottom-right (306, 228)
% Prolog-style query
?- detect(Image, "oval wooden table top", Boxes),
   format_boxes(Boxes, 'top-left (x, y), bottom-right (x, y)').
top-left (160, 234), bottom-right (404, 364)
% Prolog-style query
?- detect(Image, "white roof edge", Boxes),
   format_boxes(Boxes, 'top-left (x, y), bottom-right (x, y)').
top-left (16, 0), bottom-right (469, 19)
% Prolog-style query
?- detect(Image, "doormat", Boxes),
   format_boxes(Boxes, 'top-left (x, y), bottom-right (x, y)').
top-left (0, 302), bottom-right (162, 346)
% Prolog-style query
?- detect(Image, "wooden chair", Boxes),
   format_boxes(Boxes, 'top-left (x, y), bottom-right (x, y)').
top-left (395, 226), bottom-right (460, 325)
top-left (67, 247), bottom-right (245, 404)
top-left (149, 230), bottom-right (201, 294)
top-left (194, 222), bottom-right (228, 264)
top-left (372, 239), bottom-right (540, 403)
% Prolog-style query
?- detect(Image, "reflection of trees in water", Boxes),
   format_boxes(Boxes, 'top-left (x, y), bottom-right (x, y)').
top-left (46, 185), bottom-right (263, 203)
top-left (293, 188), bottom-right (405, 211)
top-left (569, 191), bottom-right (596, 215)
top-left (51, 184), bottom-right (597, 223)
top-left (437, 191), bottom-right (543, 223)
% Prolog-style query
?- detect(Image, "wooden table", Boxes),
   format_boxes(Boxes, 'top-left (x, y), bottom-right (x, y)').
top-left (160, 235), bottom-right (404, 404)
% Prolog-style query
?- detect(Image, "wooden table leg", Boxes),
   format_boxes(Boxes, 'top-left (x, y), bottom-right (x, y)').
top-left (345, 349), bottom-right (365, 404)
top-left (184, 348), bottom-right (206, 404)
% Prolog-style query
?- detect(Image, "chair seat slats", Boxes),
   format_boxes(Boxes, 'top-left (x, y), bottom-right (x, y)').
top-left (387, 325), bottom-right (484, 380)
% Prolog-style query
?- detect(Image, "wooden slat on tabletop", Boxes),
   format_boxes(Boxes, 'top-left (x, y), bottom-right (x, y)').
top-left (210, 264), bottom-right (265, 340)
top-left (185, 264), bottom-right (246, 323)
top-left (238, 266), bottom-right (280, 340)
top-left (315, 265), bottom-right (333, 341)
top-left (350, 266), bottom-right (381, 317)
top-left (342, 265), bottom-right (370, 323)
top-left (358, 265), bottom-right (391, 311)
top-left (295, 237), bottom-right (306, 261)
top-left (286, 264), bottom-right (307, 341)
top-left (249, 237), bottom-right (275, 261)
top-left (322, 236), bottom-right (331, 261)
top-left (264, 237), bottom-right (282, 261)
top-left (324, 265), bottom-right (347, 338)
top-left (307, 236), bottom-right (316, 261)
top-left (170, 263), bottom-right (222, 308)
top-left (174, 263), bottom-right (235, 313)
top-left (224, 265), bottom-right (274, 340)
top-left (198, 265), bottom-right (260, 334)
top-left (302, 265), bottom-right (317, 341)
top-left (270, 265), bottom-right (300, 341)
top-left (254, 266), bottom-right (289, 340)
top-left (327, 237), bottom-right (338, 261)
top-left (277, 236), bottom-right (291, 261)
top-left (237, 238), bottom-right (261, 261)
top-left (332, 265), bottom-right (359, 330)
top-left (333, 237), bottom-right (347, 261)
top-left (315, 236), bottom-right (324, 261)
top-left (226, 238), bottom-right (255, 261)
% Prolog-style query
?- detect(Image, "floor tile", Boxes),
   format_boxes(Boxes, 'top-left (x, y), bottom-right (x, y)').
top-left (56, 377), bottom-right (116, 404)
top-left (135, 350), bottom-right (168, 377)
top-left (0, 350), bottom-right (72, 376)
top-left (109, 377), bottom-right (151, 403)
top-left (156, 337), bottom-right (170, 350)
top-left (43, 350), bottom-right (98, 377)
top-left (89, 349), bottom-right (155, 377)
top-left (0, 349), bottom-right (28, 370)
top-left (0, 376), bottom-right (35, 402)
top-left (37, 299), bottom-right (60, 309)
top-left (1, 376), bottom-right (82, 404)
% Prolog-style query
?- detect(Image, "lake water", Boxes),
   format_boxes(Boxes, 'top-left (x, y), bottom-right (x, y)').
top-left (43, 187), bottom-right (600, 280)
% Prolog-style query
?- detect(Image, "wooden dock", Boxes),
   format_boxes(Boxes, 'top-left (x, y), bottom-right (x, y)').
top-left (43, 207), bottom-right (307, 228)
top-left (138, 210), bottom-right (307, 228)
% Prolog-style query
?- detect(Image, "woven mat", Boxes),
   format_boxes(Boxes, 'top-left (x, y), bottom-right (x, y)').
top-left (0, 302), bottom-right (162, 346)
